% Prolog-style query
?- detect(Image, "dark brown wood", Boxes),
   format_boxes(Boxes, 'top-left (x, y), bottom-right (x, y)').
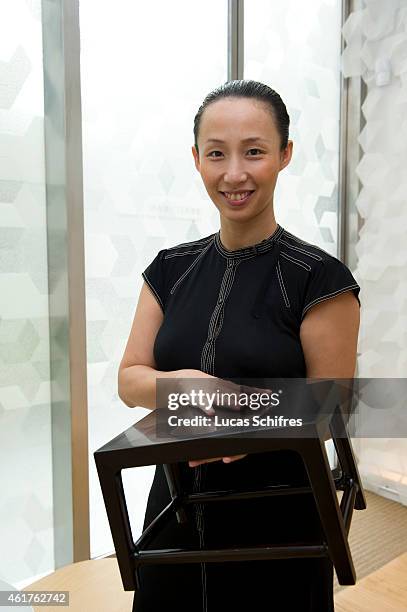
top-left (94, 379), bottom-right (366, 591)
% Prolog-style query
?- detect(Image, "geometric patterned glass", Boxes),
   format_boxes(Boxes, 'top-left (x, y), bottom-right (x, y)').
top-left (79, 0), bottom-right (228, 558)
top-left (245, 0), bottom-right (342, 255)
top-left (341, 1), bottom-right (407, 506)
top-left (0, 0), bottom-right (54, 586)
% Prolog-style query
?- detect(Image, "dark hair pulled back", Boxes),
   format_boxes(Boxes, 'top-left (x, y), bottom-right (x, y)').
top-left (193, 79), bottom-right (290, 154)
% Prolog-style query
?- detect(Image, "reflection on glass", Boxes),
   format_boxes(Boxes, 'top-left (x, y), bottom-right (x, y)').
top-left (245, 0), bottom-right (342, 254)
top-left (79, 0), bottom-right (228, 557)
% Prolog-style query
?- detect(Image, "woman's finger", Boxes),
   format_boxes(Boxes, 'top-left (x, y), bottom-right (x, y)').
top-left (188, 456), bottom-right (223, 467)
top-left (222, 454), bottom-right (247, 463)
top-left (188, 454), bottom-right (248, 467)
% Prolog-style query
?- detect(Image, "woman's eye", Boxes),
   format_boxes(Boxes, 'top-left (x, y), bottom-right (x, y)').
top-left (207, 149), bottom-right (263, 159)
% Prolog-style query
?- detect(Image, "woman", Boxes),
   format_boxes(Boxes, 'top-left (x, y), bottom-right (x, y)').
top-left (118, 80), bottom-right (360, 611)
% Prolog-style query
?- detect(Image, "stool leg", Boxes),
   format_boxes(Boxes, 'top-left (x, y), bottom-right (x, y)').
top-left (301, 437), bottom-right (356, 585)
top-left (94, 462), bottom-right (137, 590)
top-left (330, 406), bottom-right (367, 510)
top-left (163, 463), bottom-right (188, 523)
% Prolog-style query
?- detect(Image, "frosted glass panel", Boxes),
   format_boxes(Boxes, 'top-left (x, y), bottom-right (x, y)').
top-left (0, 0), bottom-right (54, 585)
top-left (80, 0), bottom-right (228, 557)
top-left (341, 1), bottom-right (407, 506)
top-left (245, 0), bottom-right (342, 255)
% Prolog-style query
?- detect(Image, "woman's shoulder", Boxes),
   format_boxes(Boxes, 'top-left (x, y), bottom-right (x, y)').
top-left (163, 233), bottom-right (215, 260)
top-left (278, 227), bottom-right (338, 270)
top-left (277, 228), bottom-right (360, 321)
top-left (142, 233), bottom-right (216, 311)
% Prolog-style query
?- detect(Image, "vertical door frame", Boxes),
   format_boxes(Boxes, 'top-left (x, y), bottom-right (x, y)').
top-left (338, 0), bottom-right (366, 266)
top-left (228, 0), bottom-right (244, 80)
top-left (42, 0), bottom-right (90, 565)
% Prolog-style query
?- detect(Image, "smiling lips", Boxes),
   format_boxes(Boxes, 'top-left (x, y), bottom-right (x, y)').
top-left (221, 190), bottom-right (255, 205)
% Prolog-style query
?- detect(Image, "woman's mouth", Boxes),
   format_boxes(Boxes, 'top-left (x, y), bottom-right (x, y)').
top-left (220, 190), bottom-right (255, 206)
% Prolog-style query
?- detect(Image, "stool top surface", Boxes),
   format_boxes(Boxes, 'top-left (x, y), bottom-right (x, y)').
top-left (95, 379), bottom-right (353, 468)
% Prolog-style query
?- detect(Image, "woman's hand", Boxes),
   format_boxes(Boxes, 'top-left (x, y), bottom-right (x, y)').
top-left (174, 368), bottom-right (243, 415)
top-left (188, 454), bottom-right (247, 467)
top-left (174, 370), bottom-right (254, 467)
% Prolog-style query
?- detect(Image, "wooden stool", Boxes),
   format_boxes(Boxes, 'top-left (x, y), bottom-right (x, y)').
top-left (95, 378), bottom-right (366, 592)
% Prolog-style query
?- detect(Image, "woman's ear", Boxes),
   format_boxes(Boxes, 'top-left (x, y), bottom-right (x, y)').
top-left (280, 140), bottom-right (293, 171)
top-left (192, 145), bottom-right (200, 172)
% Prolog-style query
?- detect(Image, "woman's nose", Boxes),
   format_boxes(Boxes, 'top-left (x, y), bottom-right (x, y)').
top-left (224, 161), bottom-right (248, 184)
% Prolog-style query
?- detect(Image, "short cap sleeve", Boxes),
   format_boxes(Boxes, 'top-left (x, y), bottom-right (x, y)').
top-left (142, 248), bottom-right (167, 312)
top-left (302, 256), bottom-right (360, 321)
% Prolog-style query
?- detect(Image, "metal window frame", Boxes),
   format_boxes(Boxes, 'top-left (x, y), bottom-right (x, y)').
top-left (228, 0), bottom-right (244, 81)
top-left (338, 0), bottom-right (366, 266)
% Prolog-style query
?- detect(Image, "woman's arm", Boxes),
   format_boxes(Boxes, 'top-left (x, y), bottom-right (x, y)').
top-left (119, 282), bottom-right (246, 465)
top-left (118, 282), bottom-right (224, 410)
top-left (299, 291), bottom-right (360, 378)
top-left (118, 282), bottom-right (192, 409)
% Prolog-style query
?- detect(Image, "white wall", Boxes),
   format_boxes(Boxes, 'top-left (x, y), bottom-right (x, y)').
top-left (342, 0), bottom-right (407, 505)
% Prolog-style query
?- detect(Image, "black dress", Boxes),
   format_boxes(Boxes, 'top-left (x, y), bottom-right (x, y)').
top-left (132, 224), bottom-right (360, 612)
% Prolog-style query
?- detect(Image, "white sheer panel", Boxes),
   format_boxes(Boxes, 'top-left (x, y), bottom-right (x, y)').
top-left (342, 0), bottom-right (407, 506)
top-left (80, 0), bottom-right (228, 557)
top-left (245, 0), bottom-right (342, 255)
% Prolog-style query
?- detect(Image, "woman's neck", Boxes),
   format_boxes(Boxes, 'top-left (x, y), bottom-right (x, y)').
top-left (219, 216), bottom-right (278, 251)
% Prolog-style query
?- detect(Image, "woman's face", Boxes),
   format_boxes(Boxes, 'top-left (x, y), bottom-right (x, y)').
top-left (192, 97), bottom-right (293, 224)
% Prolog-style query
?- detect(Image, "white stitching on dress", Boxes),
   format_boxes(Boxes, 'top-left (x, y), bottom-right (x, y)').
top-left (282, 230), bottom-right (332, 257)
top-left (142, 272), bottom-right (164, 311)
top-left (201, 268), bottom-right (225, 371)
top-left (197, 260), bottom-right (242, 611)
top-left (166, 236), bottom-right (214, 251)
top-left (280, 251), bottom-right (312, 272)
top-left (276, 260), bottom-right (290, 308)
top-left (164, 248), bottom-right (204, 259)
top-left (211, 262), bottom-right (239, 373)
top-left (214, 225), bottom-right (284, 259)
top-left (192, 464), bottom-right (207, 612)
top-left (279, 238), bottom-right (323, 261)
top-left (301, 285), bottom-right (360, 319)
top-left (200, 465), bottom-right (208, 611)
top-left (234, 253), bottom-right (258, 262)
top-left (212, 308), bottom-right (224, 373)
top-left (194, 466), bottom-right (208, 612)
top-left (170, 240), bottom-right (213, 295)
top-left (201, 260), bottom-right (238, 374)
